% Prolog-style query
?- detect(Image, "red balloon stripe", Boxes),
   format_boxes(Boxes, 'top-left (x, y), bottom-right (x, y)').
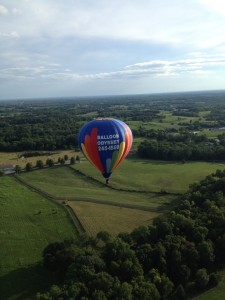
top-left (84, 128), bottom-right (104, 173)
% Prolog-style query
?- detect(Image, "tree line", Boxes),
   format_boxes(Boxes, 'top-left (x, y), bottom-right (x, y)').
top-left (37, 169), bottom-right (225, 299)
top-left (137, 139), bottom-right (225, 161)
top-left (15, 155), bottom-right (81, 173)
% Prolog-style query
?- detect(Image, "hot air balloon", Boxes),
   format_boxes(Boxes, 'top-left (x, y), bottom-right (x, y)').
top-left (78, 118), bottom-right (133, 183)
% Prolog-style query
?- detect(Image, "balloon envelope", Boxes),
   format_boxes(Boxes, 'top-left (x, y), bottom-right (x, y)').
top-left (78, 118), bottom-right (133, 180)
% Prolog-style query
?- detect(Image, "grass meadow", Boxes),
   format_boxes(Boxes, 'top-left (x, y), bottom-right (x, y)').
top-left (0, 150), bottom-right (77, 169)
top-left (0, 176), bottom-right (77, 300)
top-left (129, 112), bottom-right (199, 131)
top-left (193, 272), bottom-right (225, 300)
top-left (19, 166), bottom-right (174, 210)
top-left (68, 201), bottom-right (160, 237)
top-left (72, 159), bottom-right (225, 194)
top-left (128, 111), bottom-right (223, 141)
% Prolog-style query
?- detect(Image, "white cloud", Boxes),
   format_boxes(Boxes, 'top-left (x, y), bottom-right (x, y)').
top-left (191, 70), bottom-right (211, 74)
top-left (199, 0), bottom-right (225, 16)
top-left (2, 53), bottom-right (223, 82)
top-left (0, 5), bottom-right (8, 15)
top-left (12, 8), bottom-right (22, 15)
top-left (1, 1), bottom-right (225, 99)
top-left (0, 65), bottom-right (60, 80)
top-left (125, 56), bottom-right (225, 75)
top-left (1, 0), bottom-right (225, 49)
top-left (0, 31), bottom-right (20, 38)
top-left (83, 55), bottom-right (225, 79)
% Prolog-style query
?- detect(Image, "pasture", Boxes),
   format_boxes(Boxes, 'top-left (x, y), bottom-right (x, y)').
top-left (19, 166), bottom-right (175, 210)
top-left (0, 150), bottom-right (77, 169)
top-left (72, 159), bottom-right (225, 194)
top-left (0, 176), bottom-right (77, 300)
top-left (68, 201), bottom-right (160, 237)
top-left (129, 111), bottom-right (200, 131)
top-left (193, 272), bottom-right (225, 300)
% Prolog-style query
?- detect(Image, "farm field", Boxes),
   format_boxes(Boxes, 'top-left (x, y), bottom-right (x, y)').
top-left (68, 201), bottom-right (160, 237)
top-left (0, 150), bottom-right (77, 169)
top-left (72, 159), bottom-right (225, 194)
top-left (19, 166), bottom-right (175, 210)
top-left (0, 176), bottom-right (77, 300)
top-left (129, 112), bottom-right (203, 131)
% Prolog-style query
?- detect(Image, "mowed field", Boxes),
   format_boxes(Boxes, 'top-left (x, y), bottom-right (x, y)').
top-left (0, 176), bottom-right (77, 300)
top-left (193, 272), bottom-right (225, 300)
top-left (0, 150), bottom-right (78, 169)
top-left (68, 202), bottom-right (160, 237)
top-left (19, 166), bottom-right (174, 209)
top-left (17, 158), bottom-right (225, 238)
top-left (71, 159), bottom-right (225, 194)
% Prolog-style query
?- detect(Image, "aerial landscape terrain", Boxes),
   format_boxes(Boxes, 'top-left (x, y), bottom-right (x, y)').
top-left (1, 0), bottom-right (225, 299)
top-left (1, 91), bottom-right (225, 299)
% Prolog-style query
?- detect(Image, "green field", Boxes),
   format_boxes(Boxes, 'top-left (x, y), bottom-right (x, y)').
top-left (193, 273), bottom-right (225, 300)
top-left (0, 150), bottom-right (78, 169)
top-left (72, 159), bottom-right (225, 194)
top-left (129, 112), bottom-right (199, 131)
top-left (19, 166), bottom-right (174, 210)
top-left (68, 201), bottom-right (160, 237)
top-left (0, 176), bottom-right (77, 300)
top-left (18, 159), bottom-right (225, 210)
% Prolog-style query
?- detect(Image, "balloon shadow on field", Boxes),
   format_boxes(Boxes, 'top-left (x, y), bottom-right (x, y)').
top-left (0, 263), bottom-right (55, 300)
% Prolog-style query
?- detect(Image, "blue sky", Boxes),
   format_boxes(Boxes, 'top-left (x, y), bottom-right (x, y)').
top-left (1, 0), bottom-right (225, 99)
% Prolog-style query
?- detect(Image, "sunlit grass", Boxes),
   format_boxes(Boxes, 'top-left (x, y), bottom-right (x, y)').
top-left (19, 166), bottom-right (174, 209)
top-left (72, 159), bottom-right (225, 194)
top-left (68, 201), bottom-right (160, 237)
top-left (0, 176), bottom-right (77, 299)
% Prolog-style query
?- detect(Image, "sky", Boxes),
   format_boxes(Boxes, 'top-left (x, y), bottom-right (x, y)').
top-left (1, 0), bottom-right (225, 100)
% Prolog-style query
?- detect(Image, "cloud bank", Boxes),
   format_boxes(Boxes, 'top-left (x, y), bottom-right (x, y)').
top-left (1, 0), bottom-right (225, 99)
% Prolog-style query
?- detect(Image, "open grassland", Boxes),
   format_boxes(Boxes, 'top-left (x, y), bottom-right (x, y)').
top-left (193, 272), bottom-right (225, 300)
top-left (129, 119), bottom-right (179, 131)
top-left (201, 128), bottom-right (225, 138)
top-left (68, 201), bottom-right (160, 237)
top-left (19, 166), bottom-right (174, 210)
top-left (128, 111), bottom-right (222, 140)
top-left (72, 159), bottom-right (225, 194)
top-left (0, 176), bottom-right (77, 300)
top-left (129, 112), bottom-right (199, 131)
top-left (0, 150), bottom-right (78, 169)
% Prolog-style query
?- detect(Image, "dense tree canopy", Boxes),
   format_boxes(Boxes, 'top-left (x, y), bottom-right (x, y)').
top-left (137, 139), bottom-right (225, 161)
